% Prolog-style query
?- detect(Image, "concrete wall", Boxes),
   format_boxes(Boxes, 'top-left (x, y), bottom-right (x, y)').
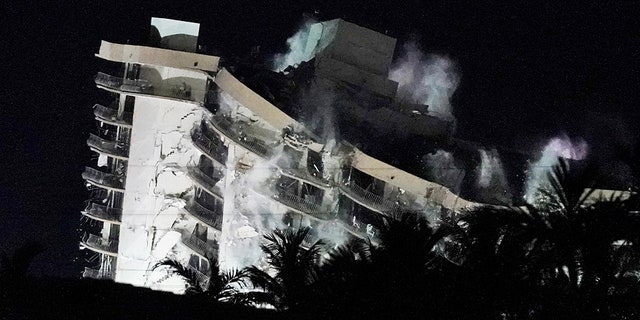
top-left (97, 41), bottom-right (219, 72)
top-left (115, 95), bottom-right (203, 289)
top-left (138, 65), bottom-right (209, 103)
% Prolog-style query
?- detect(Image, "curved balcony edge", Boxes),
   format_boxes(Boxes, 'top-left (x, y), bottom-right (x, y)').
top-left (184, 199), bottom-right (223, 231)
top-left (191, 129), bottom-right (228, 167)
top-left (254, 186), bottom-right (331, 221)
top-left (207, 116), bottom-right (272, 159)
top-left (279, 167), bottom-right (332, 190)
top-left (94, 72), bottom-right (202, 104)
top-left (80, 234), bottom-right (118, 257)
top-left (93, 104), bottom-right (133, 128)
top-left (180, 232), bottom-right (219, 260)
top-left (87, 133), bottom-right (129, 159)
top-left (187, 167), bottom-right (224, 200)
top-left (82, 267), bottom-right (115, 280)
top-left (82, 167), bottom-right (125, 192)
top-left (338, 181), bottom-right (400, 215)
top-left (81, 202), bottom-right (122, 224)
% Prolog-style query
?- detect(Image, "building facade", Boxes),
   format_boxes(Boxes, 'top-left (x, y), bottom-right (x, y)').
top-left (79, 18), bottom-right (490, 293)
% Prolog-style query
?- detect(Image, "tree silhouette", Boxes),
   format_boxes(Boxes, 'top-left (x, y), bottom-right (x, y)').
top-left (153, 256), bottom-right (249, 302)
top-left (455, 160), bottom-right (640, 318)
top-left (308, 211), bottom-right (456, 319)
top-left (242, 226), bottom-right (324, 311)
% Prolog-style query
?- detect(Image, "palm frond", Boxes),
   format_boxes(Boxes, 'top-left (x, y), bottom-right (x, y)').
top-left (152, 258), bottom-right (203, 293)
top-left (242, 265), bottom-right (281, 295)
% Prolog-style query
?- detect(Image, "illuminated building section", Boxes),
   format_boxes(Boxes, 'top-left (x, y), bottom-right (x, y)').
top-left (82, 17), bottom-right (625, 293)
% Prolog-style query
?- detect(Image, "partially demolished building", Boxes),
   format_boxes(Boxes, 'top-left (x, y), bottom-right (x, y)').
top-left (79, 18), bottom-right (623, 292)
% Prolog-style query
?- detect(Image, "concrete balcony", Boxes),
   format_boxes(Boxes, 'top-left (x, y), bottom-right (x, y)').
top-left (186, 264), bottom-right (210, 290)
top-left (339, 180), bottom-right (400, 215)
top-left (181, 233), bottom-right (218, 260)
top-left (271, 188), bottom-right (330, 220)
top-left (94, 72), bottom-right (124, 88)
top-left (187, 166), bottom-right (224, 200)
top-left (208, 116), bottom-right (271, 159)
top-left (191, 129), bottom-right (228, 166)
top-left (87, 133), bottom-right (129, 159)
top-left (82, 267), bottom-right (115, 280)
top-left (279, 166), bottom-right (332, 189)
top-left (95, 72), bottom-right (196, 101)
top-left (185, 198), bottom-right (223, 231)
top-left (339, 220), bottom-right (381, 244)
top-left (82, 167), bottom-right (125, 192)
top-left (93, 104), bottom-right (133, 127)
top-left (81, 202), bottom-right (122, 224)
top-left (95, 72), bottom-right (152, 92)
top-left (81, 234), bottom-right (118, 257)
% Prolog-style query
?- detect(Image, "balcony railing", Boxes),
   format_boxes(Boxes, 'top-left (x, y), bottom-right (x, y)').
top-left (185, 198), bottom-right (223, 231)
top-left (87, 134), bottom-right (129, 158)
top-left (187, 167), bottom-right (224, 200)
top-left (93, 104), bottom-right (133, 126)
top-left (238, 137), bottom-right (270, 158)
top-left (186, 264), bottom-right (210, 290)
top-left (81, 234), bottom-right (118, 256)
top-left (94, 72), bottom-right (123, 88)
top-left (339, 219), bottom-right (382, 245)
top-left (95, 72), bottom-right (153, 92)
top-left (208, 116), bottom-right (271, 158)
top-left (82, 167), bottom-right (125, 191)
top-left (339, 180), bottom-right (400, 214)
top-left (121, 78), bottom-right (153, 93)
top-left (83, 267), bottom-right (115, 280)
top-left (280, 167), bottom-right (332, 189)
top-left (191, 129), bottom-right (228, 166)
top-left (181, 233), bottom-right (218, 259)
top-left (82, 202), bottom-right (122, 224)
top-left (272, 188), bottom-right (329, 220)
top-left (95, 72), bottom-right (197, 101)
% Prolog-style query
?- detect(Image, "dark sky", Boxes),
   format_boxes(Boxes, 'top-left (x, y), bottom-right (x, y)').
top-left (2, 1), bottom-right (639, 278)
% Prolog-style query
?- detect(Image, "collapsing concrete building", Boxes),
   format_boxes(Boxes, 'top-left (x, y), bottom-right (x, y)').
top-left (78, 17), bottom-right (628, 293)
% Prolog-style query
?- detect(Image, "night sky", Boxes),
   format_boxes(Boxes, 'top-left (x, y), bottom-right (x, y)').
top-left (2, 1), bottom-right (639, 278)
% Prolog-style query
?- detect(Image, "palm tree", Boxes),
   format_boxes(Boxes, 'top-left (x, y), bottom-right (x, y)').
top-left (152, 256), bottom-right (249, 302)
top-left (242, 226), bottom-right (324, 311)
top-left (308, 211), bottom-right (456, 319)
top-left (455, 160), bottom-right (640, 318)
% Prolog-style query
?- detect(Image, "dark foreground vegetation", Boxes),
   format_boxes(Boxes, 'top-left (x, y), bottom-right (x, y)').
top-left (3, 163), bottom-right (640, 319)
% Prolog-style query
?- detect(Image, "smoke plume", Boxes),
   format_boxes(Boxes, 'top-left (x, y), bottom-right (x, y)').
top-left (216, 91), bottom-right (348, 271)
top-left (524, 135), bottom-right (589, 205)
top-left (477, 148), bottom-right (511, 204)
top-left (389, 41), bottom-right (460, 120)
top-left (423, 150), bottom-right (464, 193)
top-left (272, 19), bottom-right (317, 72)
